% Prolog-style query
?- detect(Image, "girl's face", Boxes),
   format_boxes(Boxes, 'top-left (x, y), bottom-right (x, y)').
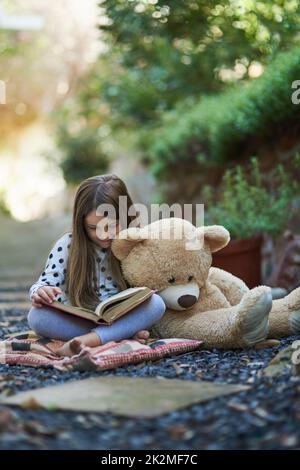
top-left (84, 210), bottom-right (121, 249)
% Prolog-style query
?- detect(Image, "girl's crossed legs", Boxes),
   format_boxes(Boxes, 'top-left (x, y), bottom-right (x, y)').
top-left (27, 293), bottom-right (166, 356)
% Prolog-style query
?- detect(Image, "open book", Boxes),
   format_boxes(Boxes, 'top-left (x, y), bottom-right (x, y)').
top-left (48, 286), bottom-right (156, 325)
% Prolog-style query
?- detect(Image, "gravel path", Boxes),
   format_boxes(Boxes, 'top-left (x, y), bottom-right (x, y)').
top-left (0, 307), bottom-right (299, 450)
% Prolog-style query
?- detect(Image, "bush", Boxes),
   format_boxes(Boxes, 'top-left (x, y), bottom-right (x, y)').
top-left (146, 46), bottom-right (300, 180)
top-left (56, 127), bottom-right (110, 185)
top-left (203, 157), bottom-right (300, 240)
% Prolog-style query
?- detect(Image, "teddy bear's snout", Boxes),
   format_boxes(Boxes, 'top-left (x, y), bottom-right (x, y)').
top-left (158, 282), bottom-right (200, 311)
top-left (177, 294), bottom-right (198, 308)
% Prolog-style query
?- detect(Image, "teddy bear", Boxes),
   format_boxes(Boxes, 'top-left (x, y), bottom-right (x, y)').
top-left (111, 217), bottom-right (300, 349)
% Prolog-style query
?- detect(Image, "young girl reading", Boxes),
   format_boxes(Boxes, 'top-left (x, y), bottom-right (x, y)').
top-left (27, 174), bottom-right (166, 357)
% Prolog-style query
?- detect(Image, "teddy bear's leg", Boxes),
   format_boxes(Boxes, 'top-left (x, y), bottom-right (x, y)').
top-left (152, 286), bottom-right (272, 349)
top-left (208, 267), bottom-right (249, 305)
top-left (267, 287), bottom-right (300, 338)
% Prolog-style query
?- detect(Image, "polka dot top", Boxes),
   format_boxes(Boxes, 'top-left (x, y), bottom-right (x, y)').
top-left (28, 232), bottom-right (121, 305)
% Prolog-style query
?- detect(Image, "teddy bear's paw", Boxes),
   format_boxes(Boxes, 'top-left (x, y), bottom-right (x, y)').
top-left (237, 286), bottom-right (272, 347)
top-left (287, 287), bottom-right (300, 334)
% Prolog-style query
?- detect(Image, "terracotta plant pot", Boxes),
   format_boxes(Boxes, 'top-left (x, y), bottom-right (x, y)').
top-left (212, 236), bottom-right (263, 288)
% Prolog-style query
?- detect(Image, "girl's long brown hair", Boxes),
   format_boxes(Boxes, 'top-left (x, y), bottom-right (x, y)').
top-left (65, 174), bottom-right (136, 309)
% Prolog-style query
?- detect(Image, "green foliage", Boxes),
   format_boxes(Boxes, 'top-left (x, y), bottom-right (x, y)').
top-left (50, 2), bottom-right (300, 189)
top-left (56, 126), bottom-right (110, 185)
top-left (203, 157), bottom-right (300, 240)
top-left (100, 0), bottom-right (300, 125)
top-left (51, 64), bottom-right (113, 185)
top-left (52, 2), bottom-right (300, 185)
top-left (0, 29), bottom-right (31, 57)
top-left (146, 46), bottom-right (300, 179)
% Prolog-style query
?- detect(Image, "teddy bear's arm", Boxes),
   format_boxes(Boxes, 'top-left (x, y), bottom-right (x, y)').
top-left (208, 267), bottom-right (249, 306)
top-left (267, 287), bottom-right (300, 338)
top-left (151, 285), bottom-right (273, 349)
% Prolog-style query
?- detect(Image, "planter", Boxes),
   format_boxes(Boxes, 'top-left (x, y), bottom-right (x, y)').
top-left (212, 236), bottom-right (263, 288)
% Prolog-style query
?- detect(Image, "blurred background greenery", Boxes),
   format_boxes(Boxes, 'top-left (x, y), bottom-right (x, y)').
top-left (1, 0), bottom-right (300, 283)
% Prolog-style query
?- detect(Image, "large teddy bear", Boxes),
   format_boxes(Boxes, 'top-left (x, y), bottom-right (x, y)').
top-left (111, 217), bottom-right (300, 349)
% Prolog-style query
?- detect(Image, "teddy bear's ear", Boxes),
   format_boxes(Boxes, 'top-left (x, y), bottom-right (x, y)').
top-left (195, 225), bottom-right (230, 253)
top-left (111, 227), bottom-right (147, 261)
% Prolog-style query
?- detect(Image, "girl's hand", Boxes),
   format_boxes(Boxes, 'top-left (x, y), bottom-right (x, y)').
top-left (31, 286), bottom-right (63, 308)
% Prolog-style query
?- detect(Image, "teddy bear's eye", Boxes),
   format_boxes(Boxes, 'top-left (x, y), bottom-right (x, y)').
top-left (188, 275), bottom-right (194, 282)
top-left (168, 277), bottom-right (176, 284)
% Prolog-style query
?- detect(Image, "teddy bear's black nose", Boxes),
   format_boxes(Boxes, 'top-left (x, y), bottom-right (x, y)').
top-left (178, 294), bottom-right (197, 308)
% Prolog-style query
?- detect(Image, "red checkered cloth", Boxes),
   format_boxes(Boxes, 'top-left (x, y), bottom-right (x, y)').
top-left (0, 331), bottom-right (203, 372)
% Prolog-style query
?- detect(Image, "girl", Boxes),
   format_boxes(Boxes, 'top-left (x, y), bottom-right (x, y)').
top-left (27, 174), bottom-right (166, 357)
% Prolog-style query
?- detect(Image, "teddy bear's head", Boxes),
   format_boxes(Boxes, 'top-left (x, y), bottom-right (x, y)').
top-left (111, 217), bottom-right (229, 311)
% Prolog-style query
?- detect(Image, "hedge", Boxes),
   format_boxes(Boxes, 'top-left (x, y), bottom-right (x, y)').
top-left (147, 46), bottom-right (300, 179)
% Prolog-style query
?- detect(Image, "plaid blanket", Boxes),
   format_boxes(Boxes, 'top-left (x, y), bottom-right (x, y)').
top-left (0, 331), bottom-right (202, 372)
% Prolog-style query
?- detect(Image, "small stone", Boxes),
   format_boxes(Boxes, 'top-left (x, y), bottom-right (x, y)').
top-left (280, 435), bottom-right (298, 447)
top-left (227, 401), bottom-right (249, 412)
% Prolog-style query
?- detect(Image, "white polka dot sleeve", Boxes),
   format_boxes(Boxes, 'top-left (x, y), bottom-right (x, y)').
top-left (28, 232), bottom-right (72, 301)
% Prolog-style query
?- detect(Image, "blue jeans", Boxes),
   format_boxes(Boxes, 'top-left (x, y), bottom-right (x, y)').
top-left (27, 293), bottom-right (166, 344)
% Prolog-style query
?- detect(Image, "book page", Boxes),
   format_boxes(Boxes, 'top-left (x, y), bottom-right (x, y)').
top-left (94, 287), bottom-right (148, 317)
top-left (50, 301), bottom-right (95, 315)
top-left (100, 288), bottom-right (153, 323)
top-left (50, 287), bottom-right (154, 324)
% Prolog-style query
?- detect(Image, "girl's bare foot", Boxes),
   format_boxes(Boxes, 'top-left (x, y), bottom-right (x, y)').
top-left (132, 330), bottom-right (150, 344)
top-left (56, 338), bottom-right (83, 357)
top-left (56, 330), bottom-right (150, 357)
top-left (56, 332), bottom-right (101, 357)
